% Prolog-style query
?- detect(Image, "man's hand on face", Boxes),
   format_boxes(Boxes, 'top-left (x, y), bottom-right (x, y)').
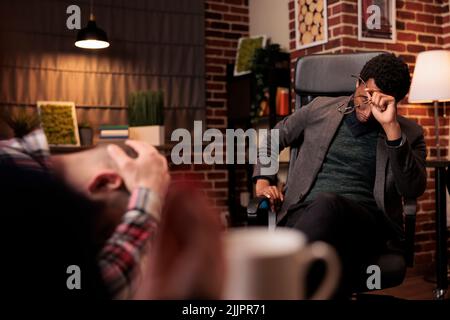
top-left (107, 140), bottom-right (170, 200)
top-left (365, 88), bottom-right (402, 141)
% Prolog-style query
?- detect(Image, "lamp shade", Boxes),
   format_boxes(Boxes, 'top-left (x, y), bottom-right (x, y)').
top-left (75, 18), bottom-right (109, 49)
top-left (408, 50), bottom-right (450, 103)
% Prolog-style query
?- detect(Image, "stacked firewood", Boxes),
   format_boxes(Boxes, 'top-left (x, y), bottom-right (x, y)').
top-left (297, 0), bottom-right (325, 46)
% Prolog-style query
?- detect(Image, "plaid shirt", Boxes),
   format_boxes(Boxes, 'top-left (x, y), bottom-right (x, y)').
top-left (0, 129), bottom-right (159, 298)
top-left (0, 129), bottom-right (53, 171)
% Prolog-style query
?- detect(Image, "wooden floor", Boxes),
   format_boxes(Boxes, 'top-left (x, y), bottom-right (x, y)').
top-left (363, 267), bottom-right (449, 300)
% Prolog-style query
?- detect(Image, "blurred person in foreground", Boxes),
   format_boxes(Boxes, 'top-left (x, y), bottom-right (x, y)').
top-left (133, 181), bottom-right (225, 299)
top-left (0, 122), bottom-right (170, 298)
top-left (0, 166), bottom-right (224, 299)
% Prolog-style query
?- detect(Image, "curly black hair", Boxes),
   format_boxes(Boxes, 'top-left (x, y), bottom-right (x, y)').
top-left (359, 53), bottom-right (411, 102)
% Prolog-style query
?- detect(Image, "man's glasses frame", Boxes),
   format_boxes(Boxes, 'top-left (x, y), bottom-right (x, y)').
top-left (337, 75), bottom-right (371, 115)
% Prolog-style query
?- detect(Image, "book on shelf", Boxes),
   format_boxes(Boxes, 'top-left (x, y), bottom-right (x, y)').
top-left (99, 135), bottom-right (129, 140)
top-left (100, 130), bottom-right (129, 138)
top-left (99, 124), bottom-right (129, 139)
top-left (99, 125), bottom-right (129, 130)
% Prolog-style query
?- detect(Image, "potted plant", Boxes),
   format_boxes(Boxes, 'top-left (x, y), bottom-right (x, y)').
top-left (250, 44), bottom-right (289, 122)
top-left (1, 108), bottom-right (40, 138)
top-left (78, 121), bottom-right (93, 146)
top-left (128, 90), bottom-right (165, 146)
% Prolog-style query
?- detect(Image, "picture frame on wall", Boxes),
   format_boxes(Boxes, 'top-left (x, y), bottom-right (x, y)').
top-left (294, 0), bottom-right (328, 50)
top-left (37, 101), bottom-right (80, 147)
top-left (234, 35), bottom-right (267, 76)
top-left (358, 0), bottom-right (396, 43)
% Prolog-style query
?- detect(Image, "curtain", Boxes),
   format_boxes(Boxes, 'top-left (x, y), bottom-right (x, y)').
top-left (0, 0), bottom-right (205, 137)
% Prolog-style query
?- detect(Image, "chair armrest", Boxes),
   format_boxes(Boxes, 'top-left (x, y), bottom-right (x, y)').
top-left (247, 196), bottom-right (269, 226)
top-left (404, 199), bottom-right (417, 268)
top-left (247, 196), bottom-right (270, 217)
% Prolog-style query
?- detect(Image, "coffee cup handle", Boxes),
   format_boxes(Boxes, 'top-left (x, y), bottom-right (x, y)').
top-left (296, 242), bottom-right (341, 300)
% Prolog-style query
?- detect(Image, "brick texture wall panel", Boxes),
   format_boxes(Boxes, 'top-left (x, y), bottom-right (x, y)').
top-left (171, 0), bottom-right (249, 217)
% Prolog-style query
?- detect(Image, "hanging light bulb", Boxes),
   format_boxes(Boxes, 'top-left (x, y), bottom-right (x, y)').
top-left (75, 0), bottom-right (109, 49)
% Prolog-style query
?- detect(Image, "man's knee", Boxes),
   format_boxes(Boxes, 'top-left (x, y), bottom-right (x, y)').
top-left (297, 192), bottom-right (342, 225)
top-left (294, 193), bottom-right (342, 243)
top-left (305, 192), bottom-right (344, 222)
top-left (313, 192), bottom-right (341, 209)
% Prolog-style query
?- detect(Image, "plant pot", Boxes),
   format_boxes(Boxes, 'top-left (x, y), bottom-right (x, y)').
top-left (129, 125), bottom-right (165, 146)
top-left (79, 127), bottom-right (93, 146)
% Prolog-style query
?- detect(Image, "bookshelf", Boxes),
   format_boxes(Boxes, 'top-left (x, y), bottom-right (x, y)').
top-left (226, 52), bottom-right (291, 226)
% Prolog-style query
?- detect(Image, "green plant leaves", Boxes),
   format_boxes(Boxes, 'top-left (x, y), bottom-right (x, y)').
top-left (128, 90), bottom-right (164, 126)
top-left (1, 108), bottom-right (40, 138)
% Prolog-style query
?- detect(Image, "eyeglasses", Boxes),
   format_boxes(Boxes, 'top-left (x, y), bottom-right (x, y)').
top-left (337, 75), bottom-right (372, 114)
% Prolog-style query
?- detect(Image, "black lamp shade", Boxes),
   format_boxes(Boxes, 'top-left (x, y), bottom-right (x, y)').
top-left (75, 20), bottom-right (110, 49)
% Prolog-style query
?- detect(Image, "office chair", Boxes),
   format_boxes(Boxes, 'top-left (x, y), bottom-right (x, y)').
top-left (247, 52), bottom-right (417, 293)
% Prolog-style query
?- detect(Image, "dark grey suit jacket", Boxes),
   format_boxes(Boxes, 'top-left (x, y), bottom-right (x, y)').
top-left (253, 96), bottom-right (427, 237)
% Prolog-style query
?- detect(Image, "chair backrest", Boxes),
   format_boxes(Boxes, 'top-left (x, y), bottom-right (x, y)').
top-left (288, 51), bottom-right (386, 175)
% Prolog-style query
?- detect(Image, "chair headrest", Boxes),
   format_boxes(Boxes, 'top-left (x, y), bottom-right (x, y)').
top-left (295, 52), bottom-right (387, 96)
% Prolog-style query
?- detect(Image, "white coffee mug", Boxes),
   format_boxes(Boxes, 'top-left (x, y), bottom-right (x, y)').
top-left (223, 227), bottom-right (341, 300)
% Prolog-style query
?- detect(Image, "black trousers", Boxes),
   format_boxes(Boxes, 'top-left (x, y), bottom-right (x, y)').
top-left (280, 192), bottom-right (395, 298)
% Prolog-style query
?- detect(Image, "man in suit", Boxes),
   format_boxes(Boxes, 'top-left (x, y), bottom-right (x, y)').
top-left (253, 53), bottom-right (427, 297)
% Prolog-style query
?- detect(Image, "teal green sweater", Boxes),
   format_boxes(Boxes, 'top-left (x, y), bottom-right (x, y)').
top-left (304, 113), bottom-right (379, 211)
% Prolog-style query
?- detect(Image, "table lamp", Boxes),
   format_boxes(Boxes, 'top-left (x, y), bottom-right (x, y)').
top-left (409, 50), bottom-right (450, 158)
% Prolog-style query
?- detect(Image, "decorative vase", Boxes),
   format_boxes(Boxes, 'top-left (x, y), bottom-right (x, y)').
top-left (79, 127), bottom-right (93, 146)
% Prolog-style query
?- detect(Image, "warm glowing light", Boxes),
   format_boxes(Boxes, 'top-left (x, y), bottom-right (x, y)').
top-left (409, 50), bottom-right (450, 103)
top-left (75, 39), bottom-right (110, 49)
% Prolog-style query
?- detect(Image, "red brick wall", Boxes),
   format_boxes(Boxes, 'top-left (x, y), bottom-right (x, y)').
top-left (170, 0), bottom-right (249, 218)
top-left (289, 0), bottom-right (450, 265)
top-left (444, 1), bottom-right (450, 48)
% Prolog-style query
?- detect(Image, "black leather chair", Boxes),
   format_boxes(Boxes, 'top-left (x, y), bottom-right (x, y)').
top-left (247, 52), bottom-right (417, 293)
